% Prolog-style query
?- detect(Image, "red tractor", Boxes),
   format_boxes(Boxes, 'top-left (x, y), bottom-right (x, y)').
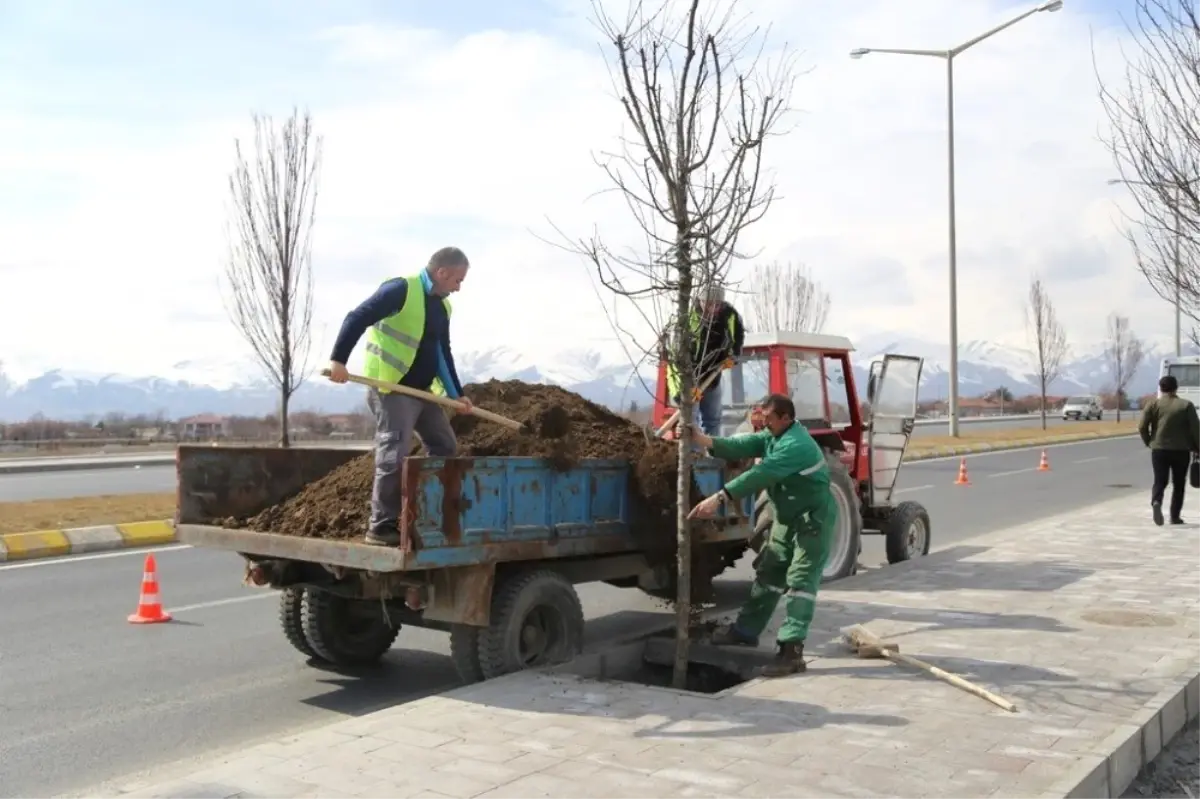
top-left (651, 330), bottom-right (932, 584)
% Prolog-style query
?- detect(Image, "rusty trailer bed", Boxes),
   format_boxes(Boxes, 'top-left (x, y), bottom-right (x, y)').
top-left (174, 445), bottom-right (752, 573)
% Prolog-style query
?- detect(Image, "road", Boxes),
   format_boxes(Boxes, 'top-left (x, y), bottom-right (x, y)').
top-left (0, 434), bottom-right (1150, 798)
top-left (1, 417), bottom-right (1123, 502)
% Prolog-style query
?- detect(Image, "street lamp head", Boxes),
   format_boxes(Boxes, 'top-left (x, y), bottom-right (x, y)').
top-left (849, 48), bottom-right (870, 59)
top-left (1040, 0), bottom-right (1064, 11)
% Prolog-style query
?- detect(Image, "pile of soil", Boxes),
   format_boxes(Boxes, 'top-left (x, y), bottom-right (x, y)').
top-left (221, 380), bottom-right (723, 600)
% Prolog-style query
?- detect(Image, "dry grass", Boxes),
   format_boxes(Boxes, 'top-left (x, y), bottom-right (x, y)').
top-left (908, 419), bottom-right (1138, 454)
top-left (0, 492), bottom-right (175, 535)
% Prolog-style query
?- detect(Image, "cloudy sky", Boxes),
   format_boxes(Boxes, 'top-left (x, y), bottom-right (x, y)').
top-left (0, 0), bottom-right (1166, 381)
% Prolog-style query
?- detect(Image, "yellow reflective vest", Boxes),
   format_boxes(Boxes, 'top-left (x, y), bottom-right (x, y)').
top-left (362, 274), bottom-right (453, 396)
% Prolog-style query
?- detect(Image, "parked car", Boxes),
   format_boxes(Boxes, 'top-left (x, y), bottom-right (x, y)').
top-left (1061, 395), bottom-right (1102, 421)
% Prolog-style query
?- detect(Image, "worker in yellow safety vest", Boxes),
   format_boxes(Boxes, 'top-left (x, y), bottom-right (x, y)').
top-left (326, 247), bottom-right (474, 546)
top-left (665, 284), bottom-right (745, 436)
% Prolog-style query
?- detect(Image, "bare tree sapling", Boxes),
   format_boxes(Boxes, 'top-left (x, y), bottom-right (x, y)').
top-left (1104, 312), bottom-right (1146, 421)
top-left (744, 261), bottom-right (830, 334)
top-left (1025, 277), bottom-right (1069, 430)
top-left (556, 0), bottom-right (798, 688)
top-left (221, 109), bottom-right (323, 447)
top-left (1096, 0), bottom-right (1200, 347)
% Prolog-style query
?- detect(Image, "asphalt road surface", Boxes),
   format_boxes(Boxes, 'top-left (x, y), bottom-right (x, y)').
top-left (0, 435), bottom-right (1153, 798)
top-left (0, 416), bottom-right (1126, 503)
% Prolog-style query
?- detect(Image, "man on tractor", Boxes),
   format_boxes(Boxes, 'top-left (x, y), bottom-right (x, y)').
top-left (666, 284), bottom-right (746, 437)
top-left (684, 393), bottom-right (837, 678)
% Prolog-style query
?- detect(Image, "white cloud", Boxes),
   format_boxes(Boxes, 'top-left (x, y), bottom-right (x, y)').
top-left (0, 0), bottom-right (1176, 385)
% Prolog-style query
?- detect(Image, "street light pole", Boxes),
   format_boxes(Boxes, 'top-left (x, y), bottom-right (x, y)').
top-left (946, 56), bottom-right (959, 436)
top-left (850, 0), bottom-right (1063, 438)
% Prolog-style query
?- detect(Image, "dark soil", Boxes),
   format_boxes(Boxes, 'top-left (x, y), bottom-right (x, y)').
top-left (221, 380), bottom-right (724, 601)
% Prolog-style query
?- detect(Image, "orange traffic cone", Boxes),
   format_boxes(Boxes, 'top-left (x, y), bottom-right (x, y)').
top-left (955, 458), bottom-right (971, 486)
top-left (128, 553), bottom-right (172, 624)
top-left (1037, 450), bottom-right (1050, 472)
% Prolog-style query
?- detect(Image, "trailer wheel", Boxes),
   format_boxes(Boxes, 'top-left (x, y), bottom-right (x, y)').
top-left (750, 452), bottom-right (861, 583)
top-left (278, 586), bottom-right (321, 661)
top-left (478, 570), bottom-right (584, 680)
top-left (883, 501), bottom-right (931, 565)
top-left (449, 624), bottom-right (486, 684)
top-left (302, 590), bottom-right (400, 667)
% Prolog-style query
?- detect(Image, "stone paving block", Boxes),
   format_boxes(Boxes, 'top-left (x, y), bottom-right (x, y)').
top-left (87, 495), bottom-right (1200, 799)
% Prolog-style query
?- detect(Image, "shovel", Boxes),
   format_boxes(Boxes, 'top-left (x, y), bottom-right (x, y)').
top-left (320, 369), bottom-right (527, 432)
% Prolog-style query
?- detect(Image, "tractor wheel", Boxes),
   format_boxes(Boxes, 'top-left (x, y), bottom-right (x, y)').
top-left (301, 590), bottom-right (400, 667)
top-left (635, 542), bottom-right (744, 602)
top-left (883, 501), bottom-right (932, 565)
top-left (749, 451), bottom-right (861, 583)
top-left (478, 570), bottom-right (584, 680)
top-left (278, 586), bottom-right (322, 661)
top-left (449, 624), bottom-right (486, 684)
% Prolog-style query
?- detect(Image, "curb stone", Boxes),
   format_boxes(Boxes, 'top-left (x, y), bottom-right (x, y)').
top-left (904, 430), bottom-right (1137, 462)
top-left (0, 520), bottom-right (175, 562)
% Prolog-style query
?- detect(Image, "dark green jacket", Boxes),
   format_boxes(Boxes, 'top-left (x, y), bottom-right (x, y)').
top-left (1138, 395), bottom-right (1200, 452)
top-left (711, 422), bottom-right (830, 525)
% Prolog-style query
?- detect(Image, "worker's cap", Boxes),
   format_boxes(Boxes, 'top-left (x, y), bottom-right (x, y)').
top-left (695, 284), bottom-right (725, 305)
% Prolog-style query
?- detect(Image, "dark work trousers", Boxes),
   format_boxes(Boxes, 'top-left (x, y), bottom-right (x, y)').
top-left (1150, 448), bottom-right (1191, 521)
top-left (367, 388), bottom-right (458, 541)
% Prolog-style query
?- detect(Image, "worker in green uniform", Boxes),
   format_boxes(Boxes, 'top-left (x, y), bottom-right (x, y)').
top-left (685, 393), bottom-right (837, 677)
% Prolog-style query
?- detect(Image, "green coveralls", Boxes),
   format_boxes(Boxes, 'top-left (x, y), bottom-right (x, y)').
top-left (712, 422), bottom-right (838, 644)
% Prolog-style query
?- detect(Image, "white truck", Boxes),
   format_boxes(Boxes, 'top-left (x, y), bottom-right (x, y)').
top-left (1160, 354), bottom-right (1200, 404)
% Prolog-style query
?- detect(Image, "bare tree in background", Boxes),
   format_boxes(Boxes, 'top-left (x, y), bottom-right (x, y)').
top-left (549, 0), bottom-right (797, 689)
top-left (744, 261), bottom-right (830, 333)
top-left (1105, 312), bottom-right (1146, 421)
top-left (1025, 277), bottom-right (1069, 430)
top-left (1095, 0), bottom-right (1200, 348)
top-left (222, 109), bottom-right (323, 448)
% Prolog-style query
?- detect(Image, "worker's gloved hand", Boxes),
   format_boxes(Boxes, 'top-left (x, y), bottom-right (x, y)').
top-left (455, 397), bottom-right (474, 415)
top-left (691, 387), bottom-right (704, 402)
top-left (722, 357), bottom-right (735, 370)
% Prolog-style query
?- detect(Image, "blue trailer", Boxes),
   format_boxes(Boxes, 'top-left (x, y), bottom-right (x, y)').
top-left (174, 445), bottom-right (755, 683)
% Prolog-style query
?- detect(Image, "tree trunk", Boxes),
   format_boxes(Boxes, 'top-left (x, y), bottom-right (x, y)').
top-left (672, 263), bottom-right (695, 692)
top-left (1040, 379), bottom-right (1047, 430)
top-left (280, 385), bottom-right (291, 448)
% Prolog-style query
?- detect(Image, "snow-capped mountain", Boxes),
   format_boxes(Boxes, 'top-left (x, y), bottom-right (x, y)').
top-left (0, 336), bottom-right (1193, 421)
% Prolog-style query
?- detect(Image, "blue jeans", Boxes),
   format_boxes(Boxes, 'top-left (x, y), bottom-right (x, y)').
top-left (674, 380), bottom-right (723, 437)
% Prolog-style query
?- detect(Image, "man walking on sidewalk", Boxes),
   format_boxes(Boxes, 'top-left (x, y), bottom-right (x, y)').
top-left (684, 393), bottom-right (837, 677)
top-left (326, 246), bottom-right (474, 546)
top-left (1138, 374), bottom-right (1200, 526)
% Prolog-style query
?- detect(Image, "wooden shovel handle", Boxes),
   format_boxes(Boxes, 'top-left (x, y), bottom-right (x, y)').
top-left (320, 369), bottom-right (526, 432)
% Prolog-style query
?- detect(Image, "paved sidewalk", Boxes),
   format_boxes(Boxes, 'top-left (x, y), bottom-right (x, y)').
top-left (89, 494), bottom-right (1199, 799)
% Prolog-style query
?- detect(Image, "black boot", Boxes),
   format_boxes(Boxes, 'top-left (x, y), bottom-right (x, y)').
top-left (1171, 516), bottom-right (1186, 525)
top-left (1152, 502), bottom-right (1164, 526)
top-left (365, 526), bottom-right (401, 546)
top-left (710, 624), bottom-right (759, 647)
top-left (761, 641), bottom-right (806, 677)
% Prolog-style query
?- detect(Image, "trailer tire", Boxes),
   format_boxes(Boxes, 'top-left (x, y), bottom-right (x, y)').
top-left (449, 624), bottom-right (486, 684)
top-left (749, 451), bottom-right (861, 583)
top-left (478, 570), bottom-right (584, 680)
top-left (278, 586), bottom-right (321, 661)
top-left (302, 590), bottom-right (400, 667)
top-left (883, 501), bottom-right (931, 565)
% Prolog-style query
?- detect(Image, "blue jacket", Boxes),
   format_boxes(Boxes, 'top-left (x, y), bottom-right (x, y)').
top-left (329, 269), bottom-right (465, 398)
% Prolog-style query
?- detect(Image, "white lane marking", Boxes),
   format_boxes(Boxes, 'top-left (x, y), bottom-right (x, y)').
top-left (0, 543), bottom-right (191, 571)
top-left (166, 592), bottom-right (278, 614)
top-left (990, 468), bottom-right (1037, 478)
top-left (1074, 456), bottom-right (1109, 464)
top-left (911, 435), bottom-right (1138, 465)
top-left (895, 485), bottom-right (933, 494)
